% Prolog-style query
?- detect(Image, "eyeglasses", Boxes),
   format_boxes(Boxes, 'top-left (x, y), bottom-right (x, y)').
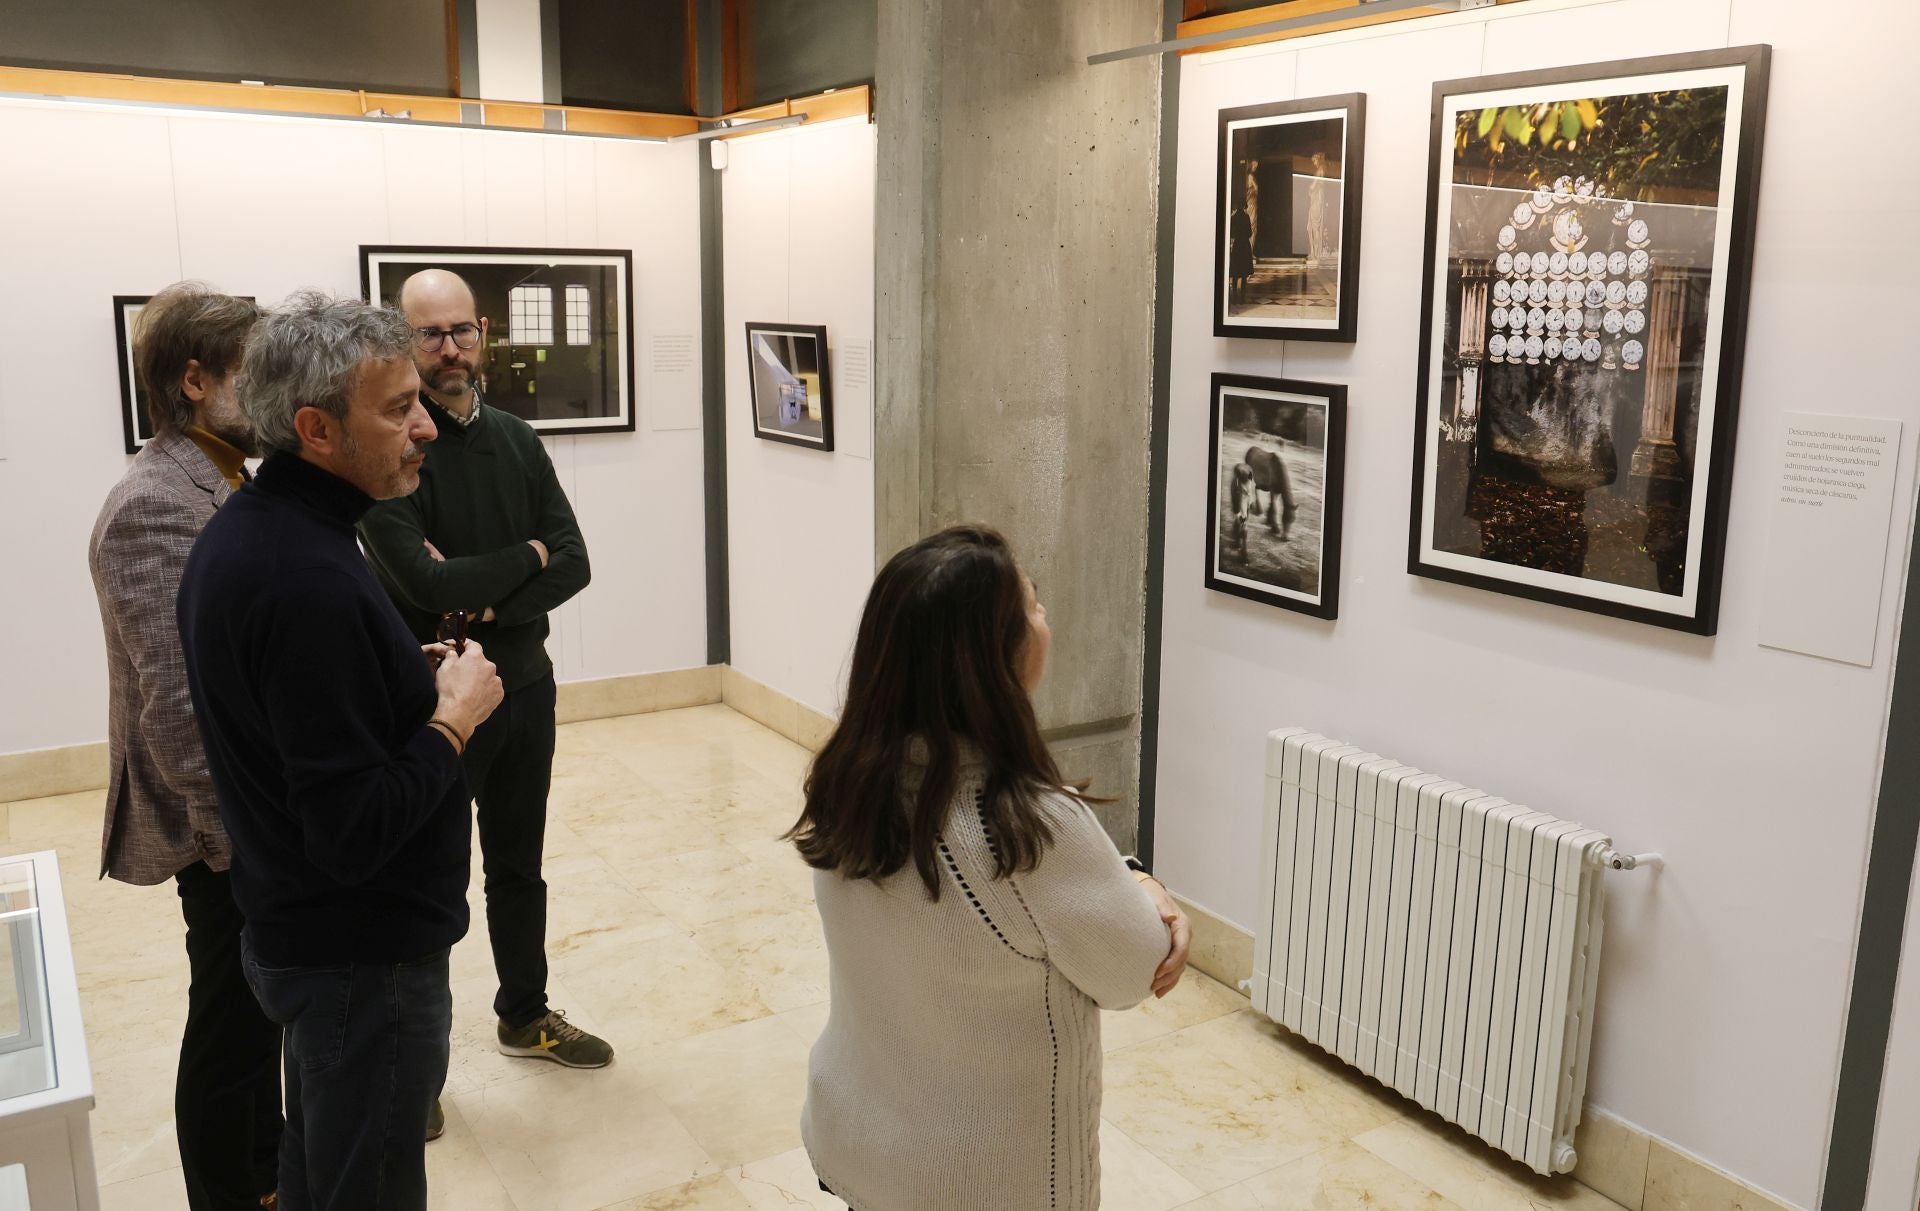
top-left (436, 610), bottom-right (470, 655)
top-left (414, 324), bottom-right (482, 352)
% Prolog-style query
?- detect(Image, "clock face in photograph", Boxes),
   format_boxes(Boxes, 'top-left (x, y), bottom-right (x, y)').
top-left (1497, 251), bottom-right (1514, 274)
top-left (1630, 249), bottom-right (1651, 276)
top-left (1627, 279), bottom-right (1649, 306)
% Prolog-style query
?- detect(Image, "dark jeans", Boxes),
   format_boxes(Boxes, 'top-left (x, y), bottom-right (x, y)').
top-left (240, 935), bottom-right (452, 1211)
top-left (175, 861), bottom-right (283, 1210)
top-left (465, 673), bottom-right (558, 1029)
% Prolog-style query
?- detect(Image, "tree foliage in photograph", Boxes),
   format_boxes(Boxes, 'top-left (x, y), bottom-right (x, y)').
top-left (1451, 86), bottom-right (1730, 203)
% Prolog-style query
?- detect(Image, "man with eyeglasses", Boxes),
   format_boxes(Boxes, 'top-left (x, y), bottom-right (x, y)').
top-left (358, 269), bottom-right (611, 1085)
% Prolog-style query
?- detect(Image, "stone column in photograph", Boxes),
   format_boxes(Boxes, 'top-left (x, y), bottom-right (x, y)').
top-left (1631, 265), bottom-right (1689, 480)
top-left (1455, 274), bottom-right (1489, 439)
top-left (875, 0), bottom-right (1163, 848)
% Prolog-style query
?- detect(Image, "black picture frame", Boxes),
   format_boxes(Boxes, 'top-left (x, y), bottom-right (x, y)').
top-left (1408, 46), bottom-right (1771, 635)
top-left (114, 295), bottom-right (152, 455)
top-left (360, 245), bottom-right (636, 436)
top-left (114, 293), bottom-right (258, 455)
top-left (1206, 373), bottom-right (1347, 620)
top-left (744, 322), bottom-right (835, 451)
top-left (1213, 93), bottom-right (1366, 342)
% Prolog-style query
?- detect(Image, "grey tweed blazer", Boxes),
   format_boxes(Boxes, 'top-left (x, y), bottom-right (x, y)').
top-left (88, 428), bottom-right (236, 885)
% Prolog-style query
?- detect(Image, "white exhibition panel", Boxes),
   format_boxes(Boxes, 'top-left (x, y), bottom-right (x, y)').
top-left (0, 97), bottom-right (708, 757)
top-left (1152, 1), bottom-right (1920, 1207)
top-left (721, 117), bottom-right (878, 718)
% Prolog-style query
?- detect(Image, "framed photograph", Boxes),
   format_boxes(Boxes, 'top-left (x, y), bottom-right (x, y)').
top-left (1214, 93), bottom-right (1365, 342)
top-left (1409, 46), bottom-right (1770, 635)
top-left (113, 295), bottom-right (154, 455)
top-left (360, 245), bottom-right (634, 435)
top-left (744, 322), bottom-right (834, 451)
top-left (1206, 373), bottom-right (1346, 620)
top-left (113, 294), bottom-right (259, 455)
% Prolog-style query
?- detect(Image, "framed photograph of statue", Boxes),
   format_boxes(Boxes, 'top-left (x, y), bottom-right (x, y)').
top-left (744, 322), bottom-right (835, 451)
top-left (1206, 373), bottom-right (1346, 620)
top-left (360, 246), bottom-right (634, 436)
top-left (1214, 93), bottom-right (1365, 342)
top-left (1409, 46), bottom-right (1770, 635)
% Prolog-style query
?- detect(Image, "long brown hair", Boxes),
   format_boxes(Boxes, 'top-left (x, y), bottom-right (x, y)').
top-left (788, 525), bottom-right (1062, 898)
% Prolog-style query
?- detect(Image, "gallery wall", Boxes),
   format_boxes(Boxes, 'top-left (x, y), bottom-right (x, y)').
top-left (0, 96), bottom-right (709, 759)
top-left (1151, 0), bottom-right (1919, 1207)
top-left (722, 115), bottom-right (878, 717)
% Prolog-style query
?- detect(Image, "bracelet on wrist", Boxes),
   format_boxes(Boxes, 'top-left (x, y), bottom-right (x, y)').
top-left (427, 718), bottom-right (466, 755)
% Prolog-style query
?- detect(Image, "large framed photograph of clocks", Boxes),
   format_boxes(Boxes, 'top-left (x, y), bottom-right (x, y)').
top-left (1206, 373), bottom-right (1346, 620)
top-left (361, 246), bottom-right (635, 435)
top-left (1409, 46), bottom-right (1770, 635)
top-left (744, 322), bottom-right (835, 450)
top-left (1214, 93), bottom-right (1365, 342)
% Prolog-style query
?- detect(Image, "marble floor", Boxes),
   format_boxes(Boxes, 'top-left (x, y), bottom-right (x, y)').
top-left (1, 704), bottom-right (1631, 1210)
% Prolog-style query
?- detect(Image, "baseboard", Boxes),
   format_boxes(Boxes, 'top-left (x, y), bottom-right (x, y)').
top-left (720, 667), bottom-right (838, 751)
top-left (1162, 892), bottom-right (1794, 1211)
top-left (1, 667), bottom-right (726, 804)
top-left (0, 741), bottom-right (109, 802)
top-left (554, 666), bottom-right (723, 724)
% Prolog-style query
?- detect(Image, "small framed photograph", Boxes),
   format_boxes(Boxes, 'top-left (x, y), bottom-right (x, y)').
top-left (1206, 373), bottom-right (1347, 619)
top-left (361, 245), bottom-right (635, 435)
top-left (113, 295), bottom-right (153, 455)
top-left (1214, 93), bottom-right (1366, 342)
top-left (744, 322), bottom-right (834, 450)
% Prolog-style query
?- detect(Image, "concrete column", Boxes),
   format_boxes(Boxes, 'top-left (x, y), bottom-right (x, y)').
top-left (875, 0), bottom-right (1164, 847)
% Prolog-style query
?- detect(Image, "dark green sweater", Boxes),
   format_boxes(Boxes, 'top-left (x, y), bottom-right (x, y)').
top-left (359, 395), bottom-right (590, 692)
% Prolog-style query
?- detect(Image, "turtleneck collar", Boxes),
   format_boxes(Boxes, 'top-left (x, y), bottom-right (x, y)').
top-left (252, 451), bottom-right (376, 531)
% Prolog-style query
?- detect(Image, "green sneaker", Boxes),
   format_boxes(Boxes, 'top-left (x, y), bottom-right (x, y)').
top-left (426, 1098), bottom-right (445, 1142)
top-left (497, 1009), bottom-right (614, 1069)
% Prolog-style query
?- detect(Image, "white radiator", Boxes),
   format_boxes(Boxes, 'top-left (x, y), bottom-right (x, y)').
top-left (1253, 728), bottom-right (1612, 1176)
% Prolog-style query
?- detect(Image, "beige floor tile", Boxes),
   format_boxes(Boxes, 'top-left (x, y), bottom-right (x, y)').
top-left (442, 969), bottom-right (609, 1098)
top-left (1103, 972), bottom-right (1252, 1053)
top-left (774, 1001), bottom-right (831, 1050)
top-left (541, 853), bottom-right (681, 964)
top-left (726, 1147), bottom-right (846, 1211)
top-left (4, 790), bottom-right (105, 845)
top-left (554, 926), bottom-right (774, 1045)
top-left (599, 1173), bottom-right (755, 1210)
top-left (1643, 1141), bottom-right (1789, 1211)
top-left (1354, 1115), bottom-right (1627, 1211)
top-left (623, 845), bottom-right (804, 931)
top-left (90, 1041), bottom-right (185, 1185)
top-left (1183, 1010), bottom-right (1412, 1123)
top-left (97, 1165), bottom-right (188, 1211)
top-left (424, 1098), bottom-right (519, 1210)
top-left (1179, 1139), bottom-right (1465, 1210)
top-left (636, 1013), bottom-right (811, 1168)
top-left (453, 1062), bottom-right (715, 1211)
top-left (1102, 1119), bottom-right (1209, 1211)
top-left (1102, 1017), bottom-right (1401, 1193)
top-left (692, 907), bottom-right (830, 1014)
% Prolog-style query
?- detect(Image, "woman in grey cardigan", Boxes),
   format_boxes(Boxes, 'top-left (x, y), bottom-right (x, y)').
top-left (788, 525), bottom-right (1190, 1211)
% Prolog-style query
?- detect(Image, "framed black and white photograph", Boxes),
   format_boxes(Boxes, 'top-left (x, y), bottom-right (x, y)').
top-left (1409, 47), bottom-right (1770, 634)
top-left (1206, 373), bottom-right (1346, 620)
top-left (113, 295), bottom-right (154, 455)
top-left (744, 322), bottom-right (834, 451)
top-left (1214, 93), bottom-right (1365, 342)
top-left (361, 245), bottom-right (634, 435)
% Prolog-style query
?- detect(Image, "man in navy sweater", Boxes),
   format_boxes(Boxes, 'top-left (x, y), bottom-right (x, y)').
top-left (178, 292), bottom-right (503, 1211)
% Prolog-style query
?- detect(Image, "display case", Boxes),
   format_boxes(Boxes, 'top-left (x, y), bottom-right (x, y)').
top-left (0, 853), bottom-right (97, 1211)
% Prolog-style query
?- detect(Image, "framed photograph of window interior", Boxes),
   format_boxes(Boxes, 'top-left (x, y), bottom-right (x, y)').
top-left (1409, 46), bottom-right (1770, 635)
top-left (744, 322), bottom-right (834, 451)
top-left (360, 246), bottom-right (635, 435)
top-left (1206, 373), bottom-right (1346, 620)
top-left (113, 294), bottom-right (258, 455)
top-left (1214, 93), bottom-right (1365, 342)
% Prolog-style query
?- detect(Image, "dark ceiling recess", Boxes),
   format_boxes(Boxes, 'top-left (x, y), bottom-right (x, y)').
top-left (1183, 0), bottom-right (1285, 15)
top-left (556, 0), bottom-right (697, 115)
top-left (724, 0), bottom-right (875, 113)
top-left (0, 0), bottom-right (453, 94)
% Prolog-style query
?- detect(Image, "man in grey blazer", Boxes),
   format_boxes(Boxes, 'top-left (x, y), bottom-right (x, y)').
top-left (88, 282), bottom-right (283, 1210)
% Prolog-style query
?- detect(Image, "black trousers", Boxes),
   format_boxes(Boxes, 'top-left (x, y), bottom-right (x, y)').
top-left (174, 860), bottom-right (284, 1210)
top-left (464, 672), bottom-right (558, 1029)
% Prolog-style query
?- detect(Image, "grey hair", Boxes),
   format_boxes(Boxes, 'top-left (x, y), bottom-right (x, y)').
top-left (241, 291), bottom-right (417, 456)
